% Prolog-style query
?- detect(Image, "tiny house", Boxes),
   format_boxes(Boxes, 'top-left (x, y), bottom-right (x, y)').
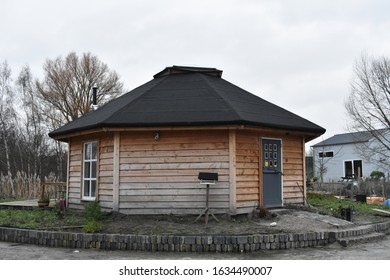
top-left (49, 66), bottom-right (325, 215)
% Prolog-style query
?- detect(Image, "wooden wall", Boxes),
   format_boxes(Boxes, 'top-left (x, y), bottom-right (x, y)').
top-left (118, 130), bottom-right (230, 215)
top-left (98, 133), bottom-right (115, 209)
top-left (282, 136), bottom-right (305, 205)
top-left (235, 131), bottom-right (260, 213)
top-left (66, 128), bottom-right (306, 215)
top-left (67, 138), bottom-right (82, 210)
top-left (67, 133), bottom-right (115, 211)
top-left (233, 130), bottom-right (306, 213)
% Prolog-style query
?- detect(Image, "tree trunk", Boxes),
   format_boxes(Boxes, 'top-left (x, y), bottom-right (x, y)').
top-left (1, 121), bottom-right (14, 196)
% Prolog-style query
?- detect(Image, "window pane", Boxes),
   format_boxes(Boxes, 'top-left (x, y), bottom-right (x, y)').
top-left (91, 142), bottom-right (97, 160)
top-left (91, 180), bottom-right (96, 197)
top-left (354, 160), bottom-right (363, 177)
top-left (85, 143), bottom-right (91, 160)
top-left (345, 161), bottom-right (353, 177)
top-left (84, 180), bottom-right (90, 197)
top-left (84, 162), bottom-right (91, 178)
top-left (92, 161), bottom-right (97, 178)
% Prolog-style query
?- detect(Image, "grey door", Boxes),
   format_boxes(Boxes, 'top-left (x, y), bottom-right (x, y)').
top-left (262, 139), bottom-right (282, 208)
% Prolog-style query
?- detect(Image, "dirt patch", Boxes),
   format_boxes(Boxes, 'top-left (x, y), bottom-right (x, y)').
top-left (99, 207), bottom-right (390, 236)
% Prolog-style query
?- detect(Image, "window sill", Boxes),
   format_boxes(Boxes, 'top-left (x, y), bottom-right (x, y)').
top-left (81, 197), bottom-right (96, 202)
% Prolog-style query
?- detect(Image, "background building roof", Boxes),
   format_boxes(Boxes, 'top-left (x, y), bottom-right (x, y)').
top-left (49, 66), bottom-right (326, 139)
top-left (312, 130), bottom-right (378, 147)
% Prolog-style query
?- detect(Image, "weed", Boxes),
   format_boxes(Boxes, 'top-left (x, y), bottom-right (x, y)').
top-left (84, 200), bottom-right (105, 221)
top-left (257, 207), bottom-right (271, 218)
top-left (82, 220), bottom-right (103, 233)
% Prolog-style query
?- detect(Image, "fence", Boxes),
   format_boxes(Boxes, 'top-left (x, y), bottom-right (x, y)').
top-left (0, 172), bottom-right (62, 199)
top-left (310, 179), bottom-right (390, 198)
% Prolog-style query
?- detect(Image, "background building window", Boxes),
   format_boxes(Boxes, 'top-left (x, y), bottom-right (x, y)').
top-left (344, 160), bottom-right (363, 178)
top-left (83, 141), bottom-right (97, 199)
top-left (319, 151), bottom-right (334, 158)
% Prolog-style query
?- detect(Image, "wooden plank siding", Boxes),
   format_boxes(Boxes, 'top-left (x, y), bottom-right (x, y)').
top-left (235, 131), bottom-right (260, 213)
top-left (65, 128), bottom-right (306, 215)
top-left (118, 130), bottom-right (230, 215)
top-left (67, 138), bottom-right (82, 210)
top-left (233, 130), bottom-right (306, 213)
top-left (67, 133), bottom-right (115, 211)
top-left (98, 133), bottom-right (115, 210)
top-left (282, 135), bottom-right (305, 205)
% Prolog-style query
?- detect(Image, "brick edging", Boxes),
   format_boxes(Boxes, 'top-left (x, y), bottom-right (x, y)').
top-left (1, 221), bottom-right (389, 253)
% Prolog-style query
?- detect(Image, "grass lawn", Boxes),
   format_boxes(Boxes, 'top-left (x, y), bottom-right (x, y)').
top-left (0, 200), bottom-right (107, 232)
top-left (307, 193), bottom-right (390, 220)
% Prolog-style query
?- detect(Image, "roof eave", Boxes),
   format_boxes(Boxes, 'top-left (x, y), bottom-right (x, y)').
top-left (49, 120), bottom-right (325, 142)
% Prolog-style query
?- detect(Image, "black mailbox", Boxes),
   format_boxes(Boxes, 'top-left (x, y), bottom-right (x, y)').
top-left (198, 172), bottom-right (218, 182)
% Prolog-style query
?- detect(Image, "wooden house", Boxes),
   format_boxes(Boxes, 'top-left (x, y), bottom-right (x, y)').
top-left (49, 66), bottom-right (325, 215)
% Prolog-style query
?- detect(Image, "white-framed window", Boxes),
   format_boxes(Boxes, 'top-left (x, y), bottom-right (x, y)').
top-left (344, 160), bottom-right (363, 178)
top-left (83, 141), bottom-right (97, 200)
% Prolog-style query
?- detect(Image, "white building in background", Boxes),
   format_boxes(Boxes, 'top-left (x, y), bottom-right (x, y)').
top-left (311, 130), bottom-right (389, 183)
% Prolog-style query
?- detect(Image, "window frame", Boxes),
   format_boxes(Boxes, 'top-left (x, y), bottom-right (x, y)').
top-left (343, 159), bottom-right (363, 178)
top-left (82, 141), bottom-right (98, 201)
top-left (319, 151), bottom-right (334, 158)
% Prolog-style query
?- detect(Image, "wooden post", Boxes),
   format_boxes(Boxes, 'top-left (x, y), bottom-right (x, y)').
top-left (194, 183), bottom-right (219, 224)
top-left (229, 129), bottom-right (237, 214)
top-left (113, 132), bottom-right (120, 212)
top-left (205, 184), bottom-right (210, 224)
top-left (302, 137), bottom-right (307, 205)
top-left (258, 137), bottom-right (263, 207)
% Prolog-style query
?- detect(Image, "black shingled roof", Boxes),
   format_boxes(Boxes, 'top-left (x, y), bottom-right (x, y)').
top-left (49, 66), bottom-right (326, 139)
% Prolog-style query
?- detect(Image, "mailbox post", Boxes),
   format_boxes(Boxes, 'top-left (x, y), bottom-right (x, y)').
top-left (194, 172), bottom-right (219, 224)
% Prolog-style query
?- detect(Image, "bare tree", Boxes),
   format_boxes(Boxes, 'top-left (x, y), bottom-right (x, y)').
top-left (17, 66), bottom-right (48, 177)
top-left (345, 54), bottom-right (390, 169)
top-left (0, 61), bottom-right (17, 195)
top-left (35, 52), bottom-right (124, 125)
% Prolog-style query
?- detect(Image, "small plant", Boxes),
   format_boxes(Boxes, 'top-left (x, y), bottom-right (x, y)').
top-left (38, 184), bottom-right (50, 206)
top-left (84, 200), bottom-right (104, 221)
top-left (370, 171), bottom-right (385, 180)
top-left (82, 220), bottom-right (103, 233)
top-left (38, 196), bottom-right (50, 203)
top-left (257, 207), bottom-right (271, 218)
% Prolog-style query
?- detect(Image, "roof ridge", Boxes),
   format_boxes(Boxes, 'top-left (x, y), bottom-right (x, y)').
top-left (198, 74), bottom-right (243, 122)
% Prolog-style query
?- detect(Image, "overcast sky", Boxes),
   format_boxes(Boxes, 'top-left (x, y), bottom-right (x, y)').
top-left (2, 0), bottom-right (390, 147)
